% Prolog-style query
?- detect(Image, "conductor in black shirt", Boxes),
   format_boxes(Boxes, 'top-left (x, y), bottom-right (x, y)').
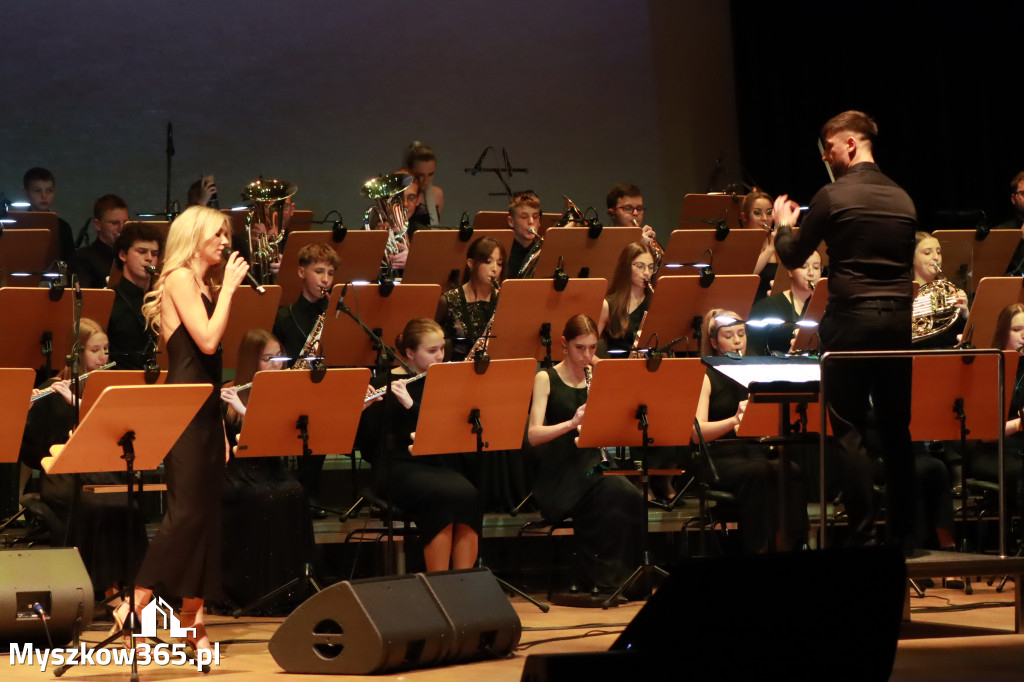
top-left (773, 111), bottom-right (918, 550)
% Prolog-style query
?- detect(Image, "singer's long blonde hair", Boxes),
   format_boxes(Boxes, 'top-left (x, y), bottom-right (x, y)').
top-left (142, 205), bottom-right (228, 334)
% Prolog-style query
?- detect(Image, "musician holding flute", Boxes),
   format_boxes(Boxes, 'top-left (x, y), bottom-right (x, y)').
top-left (773, 110), bottom-right (919, 552)
top-left (355, 318), bottom-right (481, 572)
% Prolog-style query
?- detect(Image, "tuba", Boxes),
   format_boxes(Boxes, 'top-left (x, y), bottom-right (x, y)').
top-left (362, 172), bottom-right (413, 263)
top-left (912, 263), bottom-right (962, 342)
top-left (243, 176), bottom-right (297, 284)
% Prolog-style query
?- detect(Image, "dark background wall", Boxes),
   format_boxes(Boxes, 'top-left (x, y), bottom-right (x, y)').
top-left (731, 1), bottom-right (1024, 228)
top-left (4, 1), bottom-right (1019, 245)
top-left (1, 0), bottom-right (739, 242)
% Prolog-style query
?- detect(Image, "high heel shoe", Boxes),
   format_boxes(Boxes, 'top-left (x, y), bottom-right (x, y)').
top-left (109, 600), bottom-right (141, 648)
top-left (179, 611), bottom-right (213, 674)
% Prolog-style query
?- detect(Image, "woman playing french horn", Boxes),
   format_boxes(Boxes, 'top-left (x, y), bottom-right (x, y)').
top-left (912, 231), bottom-right (967, 347)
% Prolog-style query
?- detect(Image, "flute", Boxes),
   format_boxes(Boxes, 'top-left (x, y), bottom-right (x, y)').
top-left (31, 362), bottom-right (117, 402)
top-left (363, 370), bottom-right (427, 404)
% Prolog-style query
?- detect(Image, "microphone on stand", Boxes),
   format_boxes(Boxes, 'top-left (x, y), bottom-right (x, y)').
top-left (220, 247), bottom-right (265, 294)
top-left (335, 282), bottom-right (349, 318)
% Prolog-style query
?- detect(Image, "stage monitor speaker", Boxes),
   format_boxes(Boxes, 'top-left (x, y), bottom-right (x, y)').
top-left (0, 548), bottom-right (94, 651)
top-left (523, 546), bottom-right (906, 682)
top-left (270, 567), bottom-right (521, 675)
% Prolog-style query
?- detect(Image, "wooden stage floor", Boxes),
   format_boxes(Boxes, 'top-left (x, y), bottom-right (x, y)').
top-left (4, 575), bottom-right (1020, 681)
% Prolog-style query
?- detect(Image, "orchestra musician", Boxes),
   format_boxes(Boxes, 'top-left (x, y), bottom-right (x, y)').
top-left (124, 205), bottom-right (250, 658)
top-left (218, 329), bottom-right (314, 610)
top-left (746, 250), bottom-right (822, 356)
top-left (912, 231), bottom-right (967, 348)
top-left (356, 318), bottom-right (481, 571)
top-left (527, 314), bottom-right (643, 598)
top-left (107, 222), bottom-right (162, 370)
top-left (597, 241), bottom-right (657, 356)
top-left (19, 319), bottom-right (148, 599)
top-left (694, 309), bottom-right (808, 552)
top-left (774, 110), bottom-right (918, 552)
top-left (74, 194), bottom-right (129, 289)
top-left (435, 236), bottom-right (504, 361)
top-left (506, 191), bottom-right (542, 278)
top-left (740, 189), bottom-right (778, 303)
top-left (404, 141), bottom-right (445, 229)
top-left (605, 183), bottom-right (663, 255)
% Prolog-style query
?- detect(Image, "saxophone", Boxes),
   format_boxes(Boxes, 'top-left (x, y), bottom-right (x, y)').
top-left (467, 277), bottom-right (501, 358)
top-left (292, 313), bottom-right (326, 370)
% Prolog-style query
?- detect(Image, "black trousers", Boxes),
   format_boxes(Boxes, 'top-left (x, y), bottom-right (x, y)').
top-left (820, 300), bottom-right (915, 547)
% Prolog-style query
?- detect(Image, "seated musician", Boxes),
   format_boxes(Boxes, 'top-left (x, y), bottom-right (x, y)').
top-left (366, 173), bottom-right (418, 271)
top-left (693, 309), bottom-right (808, 552)
top-left (404, 141), bottom-right (444, 230)
top-left (22, 166), bottom-right (75, 262)
top-left (74, 194), bottom-right (129, 288)
top-left (597, 241), bottom-right (657, 357)
top-left (746, 250), bottom-right (821, 355)
top-left (435, 236), bottom-right (504, 361)
top-left (527, 314), bottom-right (643, 597)
top-left (1000, 171), bottom-right (1024, 275)
top-left (19, 318), bottom-right (148, 600)
top-left (355, 318), bottom-right (481, 572)
top-left (218, 329), bottom-right (314, 611)
top-left (605, 183), bottom-right (663, 255)
top-left (740, 190), bottom-right (777, 302)
top-left (273, 242), bottom-right (338, 366)
top-left (506, 191), bottom-right (542, 278)
top-left (107, 222), bottom-right (162, 370)
top-left (272, 242), bottom-right (339, 515)
top-left (912, 231), bottom-right (967, 348)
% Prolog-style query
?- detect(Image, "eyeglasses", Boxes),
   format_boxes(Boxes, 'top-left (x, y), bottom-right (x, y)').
top-left (752, 208), bottom-right (773, 218)
top-left (616, 205), bottom-right (645, 214)
top-left (632, 262), bottom-right (658, 273)
top-left (260, 354), bottom-right (284, 363)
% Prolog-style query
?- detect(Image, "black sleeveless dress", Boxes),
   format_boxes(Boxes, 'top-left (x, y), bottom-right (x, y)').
top-left (532, 367), bottom-right (644, 593)
top-left (135, 294), bottom-right (225, 601)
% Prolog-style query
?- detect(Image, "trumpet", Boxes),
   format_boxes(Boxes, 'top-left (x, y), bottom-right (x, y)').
top-left (31, 362), bottom-right (116, 402)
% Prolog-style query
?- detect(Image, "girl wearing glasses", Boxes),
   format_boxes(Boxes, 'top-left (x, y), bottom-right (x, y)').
top-left (695, 309), bottom-right (808, 552)
top-left (598, 242), bottom-right (658, 357)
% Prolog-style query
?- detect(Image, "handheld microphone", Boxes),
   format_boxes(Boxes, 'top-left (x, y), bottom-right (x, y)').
top-left (220, 247), bottom-right (266, 294)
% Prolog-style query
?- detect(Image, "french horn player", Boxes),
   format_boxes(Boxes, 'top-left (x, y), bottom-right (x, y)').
top-left (912, 231), bottom-right (967, 346)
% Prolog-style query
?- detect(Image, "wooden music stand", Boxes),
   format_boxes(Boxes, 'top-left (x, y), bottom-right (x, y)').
top-left (472, 211), bottom-right (561, 236)
top-left (791, 278), bottom-right (830, 352)
top-left (677, 193), bottom-right (745, 230)
top-left (221, 284), bottom-right (282, 369)
top-left (486, 278), bottom-right (606, 363)
top-left (320, 284), bottom-right (441, 367)
top-left (79, 369), bottom-right (168, 416)
top-left (0, 288), bottom-right (115, 374)
top-left (639, 275), bottom-right (759, 356)
top-left (933, 229), bottom-right (1021, 292)
top-left (909, 351), bottom-right (1018, 442)
top-left (410, 359), bottom-right (536, 456)
top-left (577, 357), bottom-right (707, 606)
top-left (0, 369), bottom-right (36, 463)
top-left (530, 227), bottom-right (641, 281)
top-left (235, 368), bottom-right (371, 457)
top-left (7, 211), bottom-right (60, 267)
top-left (401, 229), bottom-right (515, 288)
top-left (42, 383), bottom-right (211, 680)
top-left (0, 229), bottom-right (52, 287)
top-left (960, 277), bottom-right (1024, 348)
top-left (276, 231), bottom-right (389, 304)
top-left (662, 229), bottom-right (766, 275)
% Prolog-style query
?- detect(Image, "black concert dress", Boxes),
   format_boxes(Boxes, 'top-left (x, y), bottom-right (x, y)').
top-left (601, 295), bottom-right (650, 357)
top-left (436, 287), bottom-right (497, 362)
top-left (703, 368), bottom-right (808, 552)
top-left (135, 294), bottom-right (225, 601)
top-left (532, 367), bottom-right (643, 593)
top-left (358, 377), bottom-right (482, 546)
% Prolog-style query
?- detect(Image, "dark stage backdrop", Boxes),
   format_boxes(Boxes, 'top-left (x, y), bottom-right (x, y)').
top-left (1, 1), bottom-right (741, 245)
top-left (731, 1), bottom-right (1024, 229)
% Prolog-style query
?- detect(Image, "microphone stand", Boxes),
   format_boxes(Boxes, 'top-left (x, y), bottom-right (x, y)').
top-left (165, 122), bottom-right (175, 220)
top-left (65, 280), bottom-right (84, 547)
top-left (334, 286), bottom-right (415, 575)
